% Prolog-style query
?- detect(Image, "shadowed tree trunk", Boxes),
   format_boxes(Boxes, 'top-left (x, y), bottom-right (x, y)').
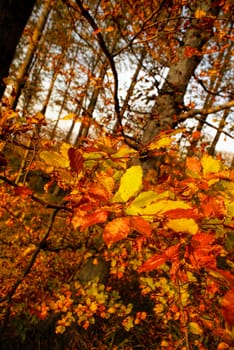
top-left (0, 0), bottom-right (36, 99)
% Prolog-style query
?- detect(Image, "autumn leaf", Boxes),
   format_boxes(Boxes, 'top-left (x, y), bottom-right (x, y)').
top-left (189, 233), bottom-right (220, 269)
top-left (103, 217), bottom-right (131, 247)
top-left (189, 321), bottom-right (203, 335)
top-left (164, 208), bottom-right (199, 219)
top-left (68, 147), bottom-right (84, 173)
top-left (138, 243), bottom-right (181, 273)
top-left (72, 210), bottom-right (108, 230)
top-left (40, 150), bottom-right (70, 168)
top-left (88, 183), bottom-right (111, 201)
top-left (112, 165), bottom-right (143, 203)
top-left (201, 154), bottom-right (222, 175)
top-left (146, 129), bottom-right (183, 151)
top-left (200, 195), bottom-right (226, 218)
top-left (165, 218), bottom-right (198, 235)
top-left (126, 197), bottom-right (191, 217)
top-left (129, 216), bottom-right (152, 236)
top-left (138, 253), bottom-right (166, 273)
top-left (186, 156), bottom-right (201, 177)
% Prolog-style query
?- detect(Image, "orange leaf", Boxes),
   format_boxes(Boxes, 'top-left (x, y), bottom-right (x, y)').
top-left (103, 217), bottom-right (131, 247)
top-left (138, 253), bottom-right (166, 273)
top-left (88, 183), bottom-right (111, 201)
top-left (72, 209), bottom-right (108, 230)
top-left (186, 156), bottom-right (201, 174)
top-left (200, 195), bottom-right (226, 218)
top-left (129, 216), bottom-right (152, 237)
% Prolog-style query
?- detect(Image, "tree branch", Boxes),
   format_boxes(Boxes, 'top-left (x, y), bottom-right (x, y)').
top-left (0, 175), bottom-right (72, 211)
top-left (70, 0), bottom-right (121, 126)
top-left (180, 100), bottom-right (234, 121)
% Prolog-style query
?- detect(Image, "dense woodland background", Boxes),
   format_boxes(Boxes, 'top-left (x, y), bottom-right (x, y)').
top-left (0, 0), bottom-right (234, 349)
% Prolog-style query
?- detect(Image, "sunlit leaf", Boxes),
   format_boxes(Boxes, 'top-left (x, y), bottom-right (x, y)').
top-left (201, 154), bottom-right (222, 175)
top-left (165, 218), bottom-right (198, 235)
top-left (112, 166), bottom-right (143, 203)
top-left (126, 198), bottom-right (191, 217)
top-left (40, 151), bottom-right (70, 168)
top-left (147, 135), bottom-right (172, 150)
top-left (103, 217), bottom-right (131, 247)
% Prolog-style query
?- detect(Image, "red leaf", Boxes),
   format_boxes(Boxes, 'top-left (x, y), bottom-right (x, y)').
top-left (165, 242), bottom-right (181, 260)
top-left (129, 216), bottom-right (152, 237)
top-left (103, 217), bottom-right (131, 247)
top-left (164, 208), bottom-right (199, 219)
top-left (68, 147), bottom-right (84, 173)
top-left (138, 253), bottom-right (166, 273)
top-left (189, 233), bottom-right (220, 269)
top-left (138, 243), bottom-right (181, 273)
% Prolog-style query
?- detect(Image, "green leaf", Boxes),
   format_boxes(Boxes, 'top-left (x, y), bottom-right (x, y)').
top-left (112, 165), bottom-right (143, 203)
top-left (40, 151), bottom-right (69, 168)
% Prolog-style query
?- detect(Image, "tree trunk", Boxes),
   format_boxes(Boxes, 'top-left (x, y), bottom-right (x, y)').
top-left (10, 0), bottom-right (52, 109)
top-left (0, 0), bottom-right (36, 98)
top-left (142, 1), bottom-right (220, 145)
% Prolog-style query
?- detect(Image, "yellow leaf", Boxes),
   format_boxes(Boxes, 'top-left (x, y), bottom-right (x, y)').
top-left (189, 321), bottom-right (203, 335)
top-left (147, 129), bottom-right (184, 150)
top-left (126, 199), bottom-right (191, 217)
top-left (201, 154), bottom-right (222, 175)
top-left (40, 151), bottom-right (70, 168)
top-left (195, 8), bottom-right (206, 19)
top-left (147, 136), bottom-right (172, 150)
top-left (165, 218), bottom-right (198, 235)
top-left (112, 166), bottom-right (142, 203)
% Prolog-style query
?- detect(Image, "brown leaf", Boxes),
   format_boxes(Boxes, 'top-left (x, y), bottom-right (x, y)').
top-left (68, 147), bottom-right (84, 173)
